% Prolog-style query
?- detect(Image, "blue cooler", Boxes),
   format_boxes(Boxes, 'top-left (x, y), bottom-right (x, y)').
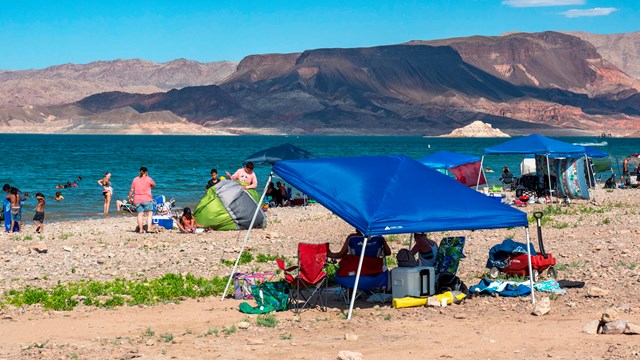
top-left (152, 215), bottom-right (174, 230)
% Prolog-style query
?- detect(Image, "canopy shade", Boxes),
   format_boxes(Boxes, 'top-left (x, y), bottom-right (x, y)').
top-left (272, 154), bottom-right (528, 236)
top-left (418, 151), bottom-right (481, 169)
top-left (484, 134), bottom-right (587, 156)
top-left (242, 143), bottom-right (315, 166)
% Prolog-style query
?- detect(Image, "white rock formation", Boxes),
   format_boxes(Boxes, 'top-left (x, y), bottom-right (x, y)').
top-left (441, 120), bottom-right (510, 138)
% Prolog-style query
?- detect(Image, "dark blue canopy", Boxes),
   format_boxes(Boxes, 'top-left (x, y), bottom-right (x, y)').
top-left (242, 143), bottom-right (314, 165)
top-left (418, 151), bottom-right (481, 169)
top-left (484, 134), bottom-right (586, 156)
top-left (272, 154), bottom-right (528, 236)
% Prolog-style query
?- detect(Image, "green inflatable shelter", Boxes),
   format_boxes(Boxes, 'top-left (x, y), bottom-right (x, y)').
top-left (194, 180), bottom-right (266, 231)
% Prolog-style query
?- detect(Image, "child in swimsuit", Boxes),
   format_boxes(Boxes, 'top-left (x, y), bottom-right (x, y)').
top-left (33, 193), bottom-right (46, 233)
top-left (177, 207), bottom-right (197, 233)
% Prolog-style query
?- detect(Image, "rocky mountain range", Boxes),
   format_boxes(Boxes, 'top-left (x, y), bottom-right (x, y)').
top-left (1, 31), bottom-right (639, 136)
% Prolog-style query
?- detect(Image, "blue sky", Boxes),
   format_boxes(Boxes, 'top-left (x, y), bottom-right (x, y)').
top-left (0, 0), bottom-right (637, 70)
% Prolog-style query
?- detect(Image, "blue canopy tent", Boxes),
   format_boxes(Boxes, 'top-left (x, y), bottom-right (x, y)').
top-left (477, 134), bottom-right (603, 200)
top-left (418, 151), bottom-right (486, 186)
top-left (258, 154), bottom-right (531, 319)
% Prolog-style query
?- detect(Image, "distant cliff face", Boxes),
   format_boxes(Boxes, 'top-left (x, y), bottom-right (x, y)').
top-left (564, 31), bottom-right (640, 79)
top-left (408, 31), bottom-right (638, 95)
top-left (2, 32), bottom-right (639, 136)
top-left (0, 59), bottom-right (237, 107)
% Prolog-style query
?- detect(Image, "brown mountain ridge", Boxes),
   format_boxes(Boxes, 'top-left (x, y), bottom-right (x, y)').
top-left (1, 31), bottom-right (640, 136)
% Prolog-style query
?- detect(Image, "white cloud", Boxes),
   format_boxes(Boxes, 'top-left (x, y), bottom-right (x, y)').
top-left (560, 7), bottom-right (618, 17)
top-left (502, 0), bottom-right (585, 7)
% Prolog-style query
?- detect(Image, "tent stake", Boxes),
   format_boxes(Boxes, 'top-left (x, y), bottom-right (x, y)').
top-left (346, 235), bottom-right (369, 320)
top-left (221, 172), bottom-right (273, 301)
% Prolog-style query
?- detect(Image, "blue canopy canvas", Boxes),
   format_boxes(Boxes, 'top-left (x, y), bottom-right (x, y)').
top-left (484, 134), bottom-right (587, 156)
top-left (272, 154), bottom-right (528, 235)
top-left (418, 151), bottom-right (480, 169)
top-left (242, 143), bottom-right (315, 165)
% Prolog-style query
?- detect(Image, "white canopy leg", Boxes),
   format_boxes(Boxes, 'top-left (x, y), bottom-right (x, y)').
top-left (347, 235), bottom-right (369, 320)
top-left (221, 173), bottom-right (273, 300)
top-left (525, 227), bottom-right (536, 304)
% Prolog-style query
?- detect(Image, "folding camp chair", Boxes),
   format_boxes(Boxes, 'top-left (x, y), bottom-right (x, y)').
top-left (276, 242), bottom-right (329, 313)
top-left (334, 236), bottom-right (389, 304)
top-left (434, 236), bottom-right (466, 277)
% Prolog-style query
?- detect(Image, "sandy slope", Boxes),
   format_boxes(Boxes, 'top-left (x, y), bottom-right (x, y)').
top-left (0, 188), bottom-right (639, 359)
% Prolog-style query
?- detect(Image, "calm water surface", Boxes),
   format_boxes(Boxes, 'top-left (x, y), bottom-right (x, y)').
top-left (1, 134), bottom-right (638, 221)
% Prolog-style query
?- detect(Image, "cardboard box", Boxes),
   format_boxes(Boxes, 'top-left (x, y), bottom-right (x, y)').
top-left (152, 216), bottom-right (174, 230)
top-left (391, 266), bottom-right (435, 298)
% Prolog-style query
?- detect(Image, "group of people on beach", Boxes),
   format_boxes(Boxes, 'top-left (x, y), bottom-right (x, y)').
top-left (3, 184), bottom-right (46, 234)
top-left (98, 162), bottom-right (260, 234)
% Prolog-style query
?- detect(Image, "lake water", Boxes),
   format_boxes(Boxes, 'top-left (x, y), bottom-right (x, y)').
top-left (1, 134), bottom-right (638, 222)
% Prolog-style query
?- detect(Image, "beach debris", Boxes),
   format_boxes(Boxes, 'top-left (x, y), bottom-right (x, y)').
top-left (29, 242), bottom-right (48, 254)
top-left (237, 321), bottom-right (251, 330)
top-left (601, 307), bottom-right (618, 323)
top-left (63, 246), bottom-right (73, 252)
top-left (532, 297), bottom-right (551, 316)
top-left (344, 333), bottom-right (358, 341)
top-left (586, 286), bottom-right (609, 297)
top-left (584, 307), bottom-right (639, 335)
top-left (582, 320), bottom-right (600, 335)
top-left (247, 338), bottom-right (264, 345)
top-left (625, 323), bottom-right (640, 335)
top-left (601, 320), bottom-right (628, 335)
top-left (337, 350), bottom-right (363, 360)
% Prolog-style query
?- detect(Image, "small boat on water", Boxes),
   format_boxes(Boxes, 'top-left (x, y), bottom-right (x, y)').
top-left (573, 140), bottom-right (608, 147)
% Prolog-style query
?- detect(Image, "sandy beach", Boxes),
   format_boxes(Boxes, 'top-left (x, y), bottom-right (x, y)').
top-left (1, 188), bottom-right (639, 359)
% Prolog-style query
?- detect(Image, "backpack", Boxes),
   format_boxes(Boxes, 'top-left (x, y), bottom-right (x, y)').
top-left (603, 175), bottom-right (616, 189)
top-left (396, 249), bottom-right (418, 267)
top-left (436, 272), bottom-right (469, 295)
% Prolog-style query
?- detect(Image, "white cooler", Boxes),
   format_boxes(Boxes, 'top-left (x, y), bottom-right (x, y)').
top-left (391, 266), bottom-right (435, 298)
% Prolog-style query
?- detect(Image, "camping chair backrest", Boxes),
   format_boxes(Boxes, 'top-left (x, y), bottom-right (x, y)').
top-left (434, 236), bottom-right (466, 276)
top-left (347, 236), bottom-right (385, 258)
top-left (297, 243), bottom-right (329, 285)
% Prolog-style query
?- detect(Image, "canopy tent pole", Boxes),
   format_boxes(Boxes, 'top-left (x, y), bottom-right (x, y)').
top-left (221, 172), bottom-right (273, 300)
top-left (475, 155), bottom-right (485, 191)
top-left (407, 233), bottom-right (414, 251)
top-left (346, 235), bottom-right (369, 320)
top-left (545, 154), bottom-right (555, 204)
top-left (525, 226), bottom-right (536, 304)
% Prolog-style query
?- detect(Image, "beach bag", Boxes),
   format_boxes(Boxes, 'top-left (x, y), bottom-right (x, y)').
top-left (239, 281), bottom-right (290, 314)
top-left (396, 249), bottom-right (418, 267)
top-left (233, 272), bottom-right (275, 300)
top-left (436, 272), bottom-right (469, 296)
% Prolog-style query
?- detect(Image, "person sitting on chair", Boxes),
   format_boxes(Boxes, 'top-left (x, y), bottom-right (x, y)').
top-left (410, 233), bottom-right (438, 267)
top-left (500, 166), bottom-right (514, 184)
top-left (328, 230), bottom-right (391, 259)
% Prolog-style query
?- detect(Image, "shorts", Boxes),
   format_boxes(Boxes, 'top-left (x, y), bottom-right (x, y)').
top-left (33, 211), bottom-right (45, 224)
top-left (10, 207), bottom-right (21, 222)
top-left (135, 201), bottom-right (154, 213)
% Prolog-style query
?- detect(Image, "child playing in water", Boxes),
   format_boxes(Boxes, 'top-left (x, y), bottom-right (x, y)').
top-left (177, 207), bottom-right (197, 233)
top-left (33, 193), bottom-right (46, 233)
top-left (55, 192), bottom-right (64, 201)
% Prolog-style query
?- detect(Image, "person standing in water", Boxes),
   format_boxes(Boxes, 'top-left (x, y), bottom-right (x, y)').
top-left (128, 167), bottom-right (156, 234)
top-left (98, 171), bottom-right (113, 214)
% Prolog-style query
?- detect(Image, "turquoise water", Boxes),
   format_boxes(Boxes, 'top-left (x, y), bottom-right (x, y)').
top-left (1, 134), bottom-right (638, 222)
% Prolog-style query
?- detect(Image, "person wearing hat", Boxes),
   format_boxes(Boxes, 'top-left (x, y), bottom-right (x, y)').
top-left (128, 166), bottom-right (156, 234)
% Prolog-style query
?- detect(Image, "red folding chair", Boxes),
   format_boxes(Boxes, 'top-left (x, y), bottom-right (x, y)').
top-left (277, 242), bottom-right (329, 313)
